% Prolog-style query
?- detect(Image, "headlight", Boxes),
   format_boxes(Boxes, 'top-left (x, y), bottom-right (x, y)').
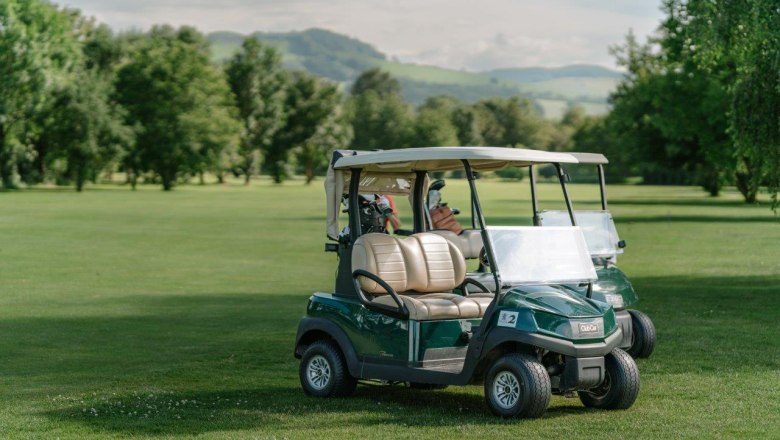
top-left (603, 293), bottom-right (624, 308)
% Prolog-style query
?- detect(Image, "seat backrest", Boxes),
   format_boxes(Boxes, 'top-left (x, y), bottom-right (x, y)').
top-left (352, 233), bottom-right (466, 294)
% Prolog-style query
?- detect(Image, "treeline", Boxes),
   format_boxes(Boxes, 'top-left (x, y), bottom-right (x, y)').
top-left (0, 0), bottom-right (595, 192)
top-left (1, 1), bottom-right (777, 205)
top-left (575, 0), bottom-right (779, 203)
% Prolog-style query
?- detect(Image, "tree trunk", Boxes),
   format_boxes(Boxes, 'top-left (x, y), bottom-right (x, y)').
top-left (305, 163), bottom-right (315, 184)
top-left (160, 168), bottom-right (175, 191)
top-left (216, 171), bottom-right (225, 184)
top-left (75, 167), bottom-right (85, 192)
top-left (244, 171), bottom-right (251, 185)
top-left (129, 169), bottom-right (138, 190)
top-left (736, 171), bottom-right (758, 203)
top-left (198, 170), bottom-right (205, 185)
top-left (0, 123), bottom-right (17, 189)
top-left (736, 157), bottom-right (759, 203)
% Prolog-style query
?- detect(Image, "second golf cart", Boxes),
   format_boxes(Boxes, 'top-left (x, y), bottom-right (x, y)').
top-left (537, 153), bottom-right (656, 358)
top-left (294, 147), bottom-right (640, 418)
top-left (424, 153), bottom-right (656, 358)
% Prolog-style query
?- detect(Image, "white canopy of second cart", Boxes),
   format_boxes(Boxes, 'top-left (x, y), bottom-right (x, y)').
top-left (332, 146), bottom-right (584, 172)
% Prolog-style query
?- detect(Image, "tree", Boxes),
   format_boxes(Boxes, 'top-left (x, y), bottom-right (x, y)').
top-left (283, 72), bottom-right (352, 183)
top-left (475, 97), bottom-right (545, 147)
top-left (607, 13), bottom-right (734, 196)
top-left (41, 70), bottom-right (133, 191)
top-left (690, 0), bottom-right (780, 205)
top-left (348, 69), bottom-right (413, 149)
top-left (0, 0), bottom-right (80, 188)
top-left (116, 26), bottom-right (239, 190)
top-left (350, 68), bottom-right (401, 97)
top-left (413, 107), bottom-right (459, 147)
top-left (226, 37), bottom-right (287, 184)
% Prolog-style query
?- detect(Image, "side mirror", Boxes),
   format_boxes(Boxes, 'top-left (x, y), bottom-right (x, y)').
top-left (618, 240), bottom-right (627, 249)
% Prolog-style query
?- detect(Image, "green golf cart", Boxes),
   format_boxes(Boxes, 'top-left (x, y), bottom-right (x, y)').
top-left (294, 147), bottom-right (640, 418)
top-left (424, 153), bottom-right (656, 359)
top-left (536, 153), bottom-right (656, 359)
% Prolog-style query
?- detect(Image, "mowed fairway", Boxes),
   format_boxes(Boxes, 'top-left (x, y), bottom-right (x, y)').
top-left (1, 179), bottom-right (779, 439)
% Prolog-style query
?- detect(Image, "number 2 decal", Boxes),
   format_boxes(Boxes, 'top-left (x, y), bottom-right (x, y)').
top-left (498, 311), bottom-right (519, 328)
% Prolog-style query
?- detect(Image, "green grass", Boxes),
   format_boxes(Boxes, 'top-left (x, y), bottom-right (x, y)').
top-left (1, 178), bottom-right (779, 439)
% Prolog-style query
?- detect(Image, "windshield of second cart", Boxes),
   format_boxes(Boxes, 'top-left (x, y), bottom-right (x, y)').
top-left (475, 166), bottom-right (597, 286)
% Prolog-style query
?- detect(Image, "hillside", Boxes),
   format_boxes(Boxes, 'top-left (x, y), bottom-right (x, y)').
top-left (207, 29), bottom-right (621, 118)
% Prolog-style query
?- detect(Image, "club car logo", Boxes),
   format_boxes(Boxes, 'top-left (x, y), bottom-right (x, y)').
top-left (579, 322), bottom-right (600, 334)
top-left (497, 311), bottom-right (519, 328)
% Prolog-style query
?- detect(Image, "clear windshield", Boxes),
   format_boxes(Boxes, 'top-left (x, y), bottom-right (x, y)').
top-left (538, 211), bottom-right (622, 257)
top-left (486, 226), bottom-right (597, 285)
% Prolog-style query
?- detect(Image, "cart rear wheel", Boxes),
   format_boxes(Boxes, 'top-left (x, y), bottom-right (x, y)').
top-left (484, 353), bottom-right (550, 418)
top-left (579, 348), bottom-right (639, 410)
top-left (626, 310), bottom-right (656, 359)
top-left (299, 340), bottom-right (357, 398)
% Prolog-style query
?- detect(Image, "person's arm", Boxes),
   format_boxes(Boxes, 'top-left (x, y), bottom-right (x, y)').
top-left (387, 195), bottom-right (401, 230)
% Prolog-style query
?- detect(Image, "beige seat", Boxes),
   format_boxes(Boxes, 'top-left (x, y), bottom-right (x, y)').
top-left (352, 233), bottom-right (481, 320)
top-left (428, 229), bottom-right (484, 259)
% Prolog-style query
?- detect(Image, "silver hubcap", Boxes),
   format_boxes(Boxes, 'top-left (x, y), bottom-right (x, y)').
top-left (492, 371), bottom-right (521, 409)
top-left (307, 355), bottom-right (331, 390)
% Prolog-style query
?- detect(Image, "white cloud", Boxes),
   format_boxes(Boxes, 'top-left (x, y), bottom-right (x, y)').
top-left (59, 0), bottom-right (665, 70)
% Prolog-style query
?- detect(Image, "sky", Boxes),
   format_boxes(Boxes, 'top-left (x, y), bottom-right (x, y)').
top-left (59, 0), bottom-right (666, 71)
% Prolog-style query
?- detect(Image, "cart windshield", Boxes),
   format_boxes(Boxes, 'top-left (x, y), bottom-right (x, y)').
top-left (538, 211), bottom-right (622, 257)
top-left (485, 226), bottom-right (597, 285)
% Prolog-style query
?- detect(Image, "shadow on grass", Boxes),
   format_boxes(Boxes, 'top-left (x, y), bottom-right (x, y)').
top-left (13, 274), bottom-right (780, 435)
top-left (43, 384), bottom-right (592, 435)
top-left (615, 215), bottom-right (778, 223)
top-left (607, 198), bottom-right (762, 208)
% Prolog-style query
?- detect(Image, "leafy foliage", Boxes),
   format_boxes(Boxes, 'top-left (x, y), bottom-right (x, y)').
top-left (116, 26), bottom-right (239, 190)
top-left (226, 37), bottom-right (287, 184)
top-left (0, 0), bottom-right (81, 188)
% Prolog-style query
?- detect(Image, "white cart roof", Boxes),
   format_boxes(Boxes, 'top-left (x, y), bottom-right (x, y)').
top-left (325, 147), bottom-right (582, 240)
top-left (567, 152), bottom-right (609, 165)
top-left (333, 146), bottom-right (579, 172)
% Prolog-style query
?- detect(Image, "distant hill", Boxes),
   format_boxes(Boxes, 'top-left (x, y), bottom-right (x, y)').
top-left (207, 29), bottom-right (622, 118)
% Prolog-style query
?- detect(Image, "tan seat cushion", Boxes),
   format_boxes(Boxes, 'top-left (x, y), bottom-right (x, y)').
top-left (352, 233), bottom-right (466, 294)
top-left (468, 293), bottom-right (495, 317)
top-left (373, 293), bottom-right (480, 320)
top-left (429, 229), bottom-right (484, 259)
top-left (352, 232), bottom-right (479, 320)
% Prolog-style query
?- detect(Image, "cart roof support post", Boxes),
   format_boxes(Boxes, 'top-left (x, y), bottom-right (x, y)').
top-left (348, 168), bottom-right (362, 242)
top-left (554, 163), bottom-right (578, 227)
top-left (461, 159), bottom-right (501, 294)
top-left (529, 164), bottom-right (540, 226)
top-left (597, 164), bottom-right (608, 211)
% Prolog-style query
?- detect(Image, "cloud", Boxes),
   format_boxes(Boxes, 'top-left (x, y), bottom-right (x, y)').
top-left (58, 0), bottom-right (665, 70)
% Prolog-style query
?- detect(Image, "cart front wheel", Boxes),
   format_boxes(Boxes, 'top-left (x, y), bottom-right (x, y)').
top-left (579, 348), bottom-right (639, 410)
top-left (299, 340), bottom-right (357, 398)
top-left (484, 353), bottom-right (550, 418)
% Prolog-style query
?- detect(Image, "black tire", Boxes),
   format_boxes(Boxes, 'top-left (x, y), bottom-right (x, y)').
top-left (299, 340), bottom-right (357, 398)
top-left (408, 382), bottom-right (448, 390)
top-left (578, 348), bottom-right (640, 410)
top-left (626, 309), bottom-right (656, 359)
top-left (484, 353), bottom-right (551, 418)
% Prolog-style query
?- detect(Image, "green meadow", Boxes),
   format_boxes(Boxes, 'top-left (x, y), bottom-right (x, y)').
top-left (1, 179), bottom-right (778, 439)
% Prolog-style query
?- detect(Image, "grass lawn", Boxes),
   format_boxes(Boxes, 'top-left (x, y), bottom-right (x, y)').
top-left (1, 178), bottom-right (779, 439)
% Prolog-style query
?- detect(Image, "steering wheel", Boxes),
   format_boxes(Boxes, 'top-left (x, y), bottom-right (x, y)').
top-left (479, 247), bottom-right (491, 269)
